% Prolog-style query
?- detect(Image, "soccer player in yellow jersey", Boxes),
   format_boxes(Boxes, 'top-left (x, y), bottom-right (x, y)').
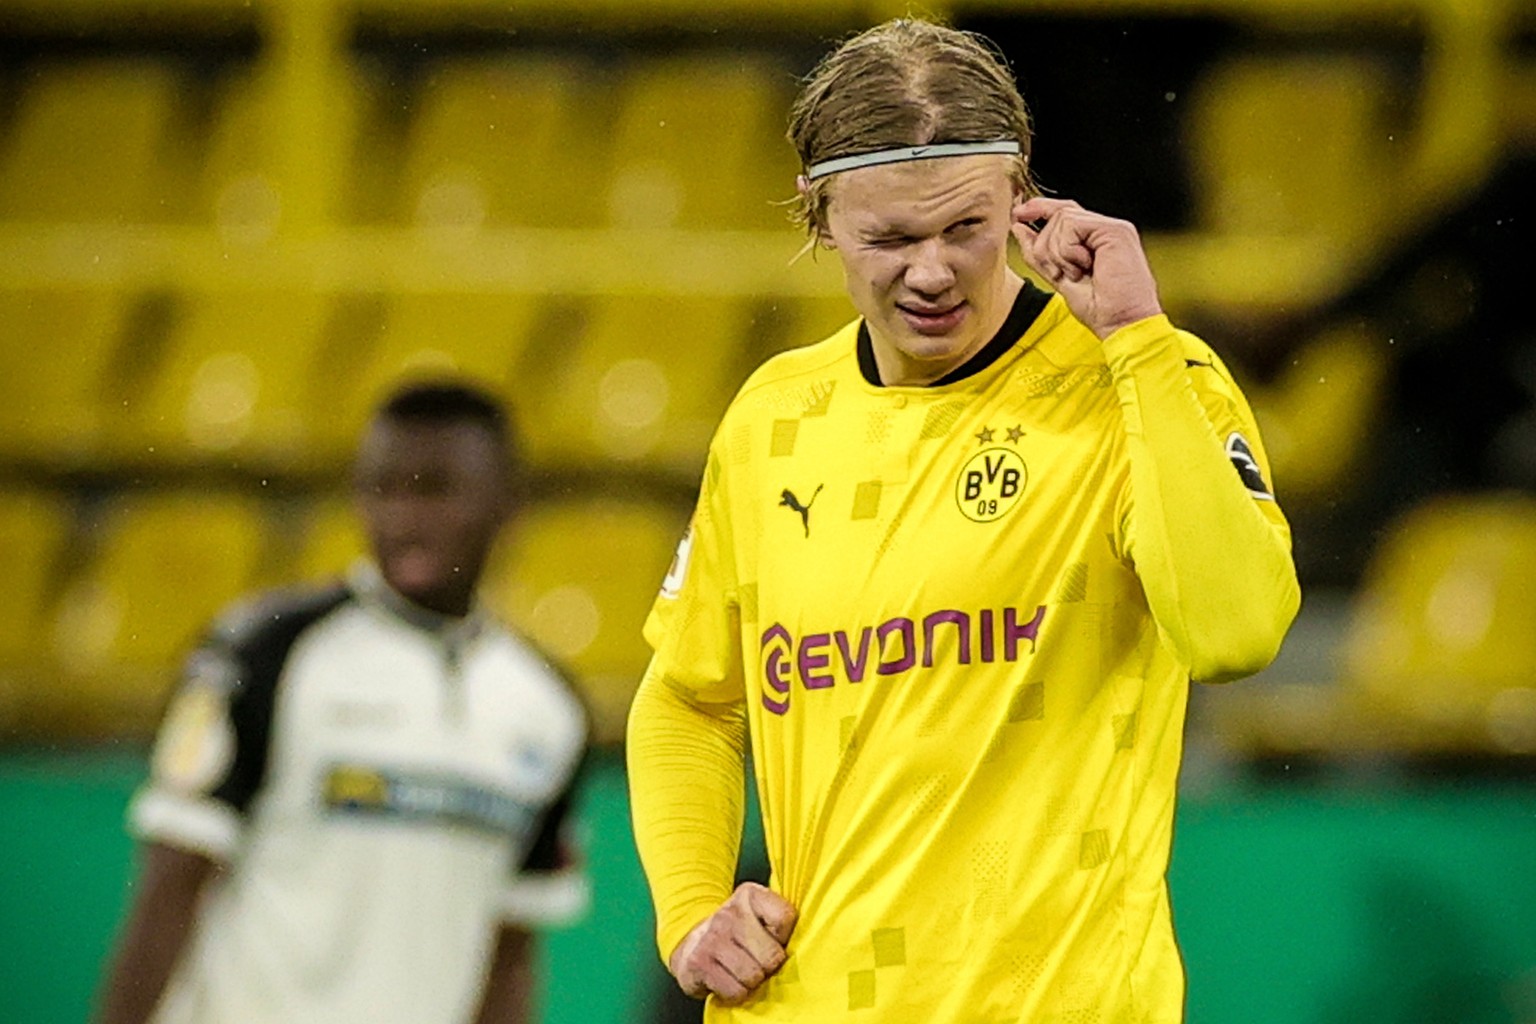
top-left (628, 19), bottom-right (1300, 1023)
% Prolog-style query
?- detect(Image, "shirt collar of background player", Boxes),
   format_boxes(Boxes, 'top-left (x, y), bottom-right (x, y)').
top-left (349, 561), bottom-right (486, 647)
top-left (856, 280), bottom-right (1053, 388)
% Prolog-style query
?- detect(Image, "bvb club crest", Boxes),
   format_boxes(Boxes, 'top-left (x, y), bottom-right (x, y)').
top-left (955, 446), bottom-right (1027, 523)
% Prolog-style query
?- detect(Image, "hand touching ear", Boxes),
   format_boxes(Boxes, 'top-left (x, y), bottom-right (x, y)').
top-left (1013, 197), bottom-right (1164, 340)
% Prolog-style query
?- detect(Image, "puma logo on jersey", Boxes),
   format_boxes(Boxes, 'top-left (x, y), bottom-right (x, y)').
top-left (779, 485), bottom-right (823, 537)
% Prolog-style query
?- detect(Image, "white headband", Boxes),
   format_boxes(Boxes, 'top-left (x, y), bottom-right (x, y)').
top-left (804, 140), bottom-right (1022, 181)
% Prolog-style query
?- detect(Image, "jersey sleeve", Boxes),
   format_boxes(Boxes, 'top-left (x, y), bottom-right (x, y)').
top-left (642, 444), bottom-right (746, 703)
top-left (628, 439), bottom-right (751, 962)
top-left (1105, 314), bottom-right (1301, 682)
top-left (499, 754), bottom-right (592, 928)
top-left (129, 633), bottom-right (273, 860)
top-left (128, 586), bottom-right (349, 861)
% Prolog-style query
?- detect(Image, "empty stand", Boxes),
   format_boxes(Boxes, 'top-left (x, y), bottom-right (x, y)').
top-left (0, 289), bottom-right (129, 462)
top-left (398, 56), bottom-right (611, 230)
top-left (110, 291), bottom-right (332, 466)
top-left (0, 490), bottom-right (72, 670)
top-left (313, 292), bottom-right (541, 460)
top-left (486, 496), bottom-right (687, 743)
top-left (1342, 495), bottom-right (1536, 751)
top-left (606, 56), bottom-right (797, 230)
top-left (1244, 322), bottom-right (1385, 504)
top-left (295, 495), bottom-right (368, 583)
top-left (518, 294), bottom-right (749, 472)
top-left (1187, 54), bottom-right (1395, 237)
top-left (194, 65), bottom-right (294, 241)
top-left (0, 59), bottom-right (191, 223)
top-left (199, 62), bottom-right (373, 235)
top-left (736, 292), bottom-right (859, 372)
top-left (50, 492), bottom-right (271, 733)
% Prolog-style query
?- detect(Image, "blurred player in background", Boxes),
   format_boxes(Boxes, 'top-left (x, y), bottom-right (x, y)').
top-left (628, 18), bottom-right (1300, 1023)
top-left (97, 381), bottom-right (590, 1024)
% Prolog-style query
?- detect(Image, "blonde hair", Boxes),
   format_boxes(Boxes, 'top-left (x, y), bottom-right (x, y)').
top-left (788, 19), bottom-right (1038, 238)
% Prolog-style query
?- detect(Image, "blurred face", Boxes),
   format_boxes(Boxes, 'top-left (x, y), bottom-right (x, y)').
top-left (354, 418), bottom-right (511, 617)
top-left (822, 154), bottom-right (1023, 385)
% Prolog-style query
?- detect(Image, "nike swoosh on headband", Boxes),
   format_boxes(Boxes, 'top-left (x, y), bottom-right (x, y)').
top-left (804, 140), bottom-right (1022, 181)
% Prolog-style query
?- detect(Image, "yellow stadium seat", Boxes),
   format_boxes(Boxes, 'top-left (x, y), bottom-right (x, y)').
top-left (197, 64), bottom-right (372, 233)
top-left (1244, 322), bottom-right (1386, 505)
top-left (0, 490), bottom-right (71, 669)
top-left (1188, 55), bottom-right (1394, 237)
top-left (399, 57), bottom-right (610, 229)
top-left (0, 59), bottom-right (189, 222)
top-left (110, 291), bottom-right (330, 467)
top-left (738, 292), bottom-right (859, 368)
top-left (295, 496), bottom-right (368, 584)
top-left (486, 497), bottom-right (688, 743)
top-left (782, 293), bottom-right (860, 350)
top-left (608, 56), bottom-right (797, 230)
top-left (0, 289), bottom-right (127, 462)
top-left (50, 492), bottom-right (270, 734)
top-left (1342, 495), bottom-right (1536, 752)
top-left (518, 294), bottom-right (748, 472)
top-left (791, 294), bottom-right (861, 347)
top-left (313, 293), bottom-right (542, 460)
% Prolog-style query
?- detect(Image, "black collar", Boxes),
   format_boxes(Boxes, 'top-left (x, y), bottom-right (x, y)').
top-left (856, 281), bottom-right (1052, 387)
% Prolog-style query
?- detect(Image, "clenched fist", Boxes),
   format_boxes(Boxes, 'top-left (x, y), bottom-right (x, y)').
top-left (669, 883), bottom-right (798, 1005)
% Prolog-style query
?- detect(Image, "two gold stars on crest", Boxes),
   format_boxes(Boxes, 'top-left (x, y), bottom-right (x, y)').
top-left (975, 425), bottom-right (1025, 445)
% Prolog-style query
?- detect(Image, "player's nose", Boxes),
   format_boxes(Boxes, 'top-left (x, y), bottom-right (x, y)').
top-left (904, 239), bottom-right (957, 295)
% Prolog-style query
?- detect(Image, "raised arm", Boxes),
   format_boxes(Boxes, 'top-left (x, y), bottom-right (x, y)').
top-left (1015, 197), bottom-right (1300, 681)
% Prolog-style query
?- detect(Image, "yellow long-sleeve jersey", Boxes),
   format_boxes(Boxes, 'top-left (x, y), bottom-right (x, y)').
top-left (629, 284), bottom-right (1300, 1023)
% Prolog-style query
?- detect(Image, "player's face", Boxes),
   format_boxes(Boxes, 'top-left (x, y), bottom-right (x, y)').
top-left (822, 154), bottom-right (1022, 385)
top-left (354, 419), bottom-right (511, 617)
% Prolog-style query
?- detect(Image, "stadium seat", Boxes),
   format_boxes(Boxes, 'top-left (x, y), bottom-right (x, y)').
top-left (398, 56), bottom-right (611, 229)
top-left (737, 292), bottom-right (859, 369)
top-left (1187, 55), bottom-right (1393, 237)
top-left (517, 294), bottom-right (749, 472)
top-left (1244, 322), bottom-right (1385, 504)
top-left (312, 292), bottom-right (542, 461)
top-left (193, 66), bottom-right (292, 238)
top-left (0, 489), bottom-right (72, 669)
top-left (1341, 495), bottom-right (1536, 751)
top-left (0, 59), bottom-right (189, 223)
top-left (197, 63), bottom-right (372, 233)
top-left (110, 291), bottom-right (331, 467)
top-left (50, 492), bottom-right (271, 734)
top-left (294, 495), bottom-right (368, 584)
top-left (607, 56), bottom-right (797, 230)
top-left (0, 289), bottom-right (127, 462)
top-left (791, 294), bottom-right (861, 346)
top-left (486, 497), bottom-right (688, 743)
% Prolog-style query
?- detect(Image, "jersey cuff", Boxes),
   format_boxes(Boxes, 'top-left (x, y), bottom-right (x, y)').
top-left (129, 788), bottom-right (243, 861)
top-left (499, 868), bottom-right (591, 927)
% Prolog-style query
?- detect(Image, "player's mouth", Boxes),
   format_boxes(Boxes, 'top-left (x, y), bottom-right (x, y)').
top-left (897, 300), bottom-right (968, 335)
top-left (382, 544), bottom-right (451, 599)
